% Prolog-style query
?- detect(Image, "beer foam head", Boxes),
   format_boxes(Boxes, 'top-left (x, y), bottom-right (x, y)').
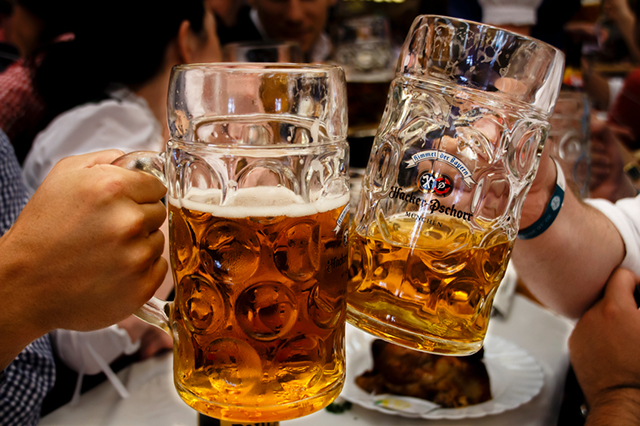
top-left (169, 186), bottom-right (349, 218)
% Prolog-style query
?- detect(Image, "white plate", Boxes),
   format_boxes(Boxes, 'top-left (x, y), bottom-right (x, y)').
top-left (341, 325), bottom-right (544, 419)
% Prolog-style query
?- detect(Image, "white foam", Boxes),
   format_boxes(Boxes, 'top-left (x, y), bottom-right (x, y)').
top-left (169, 186), bottom-right (349, 218)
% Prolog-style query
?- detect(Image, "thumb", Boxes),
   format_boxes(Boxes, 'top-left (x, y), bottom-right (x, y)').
top-left (603, 268), bottom-right (640, 311)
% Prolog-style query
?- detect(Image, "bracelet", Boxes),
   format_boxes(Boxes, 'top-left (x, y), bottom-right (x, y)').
top-left (517, 157), bottom-right (566, 240)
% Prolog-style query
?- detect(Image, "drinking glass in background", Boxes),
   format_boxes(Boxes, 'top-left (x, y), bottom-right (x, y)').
top-left (222, 41), bottom-right (303, 63)
top-left (332, 15), bottom-right (396, 213)
top-left (348, 15), bottom-right (565, 355)
top-left (547, 91), bottom-right (591, 199)
top-left (333, 15), bottom-right (395, 146)
top-left (333, 15), bottom-right (394, 78)
top-left (115, 63), bottom-right (350, 422)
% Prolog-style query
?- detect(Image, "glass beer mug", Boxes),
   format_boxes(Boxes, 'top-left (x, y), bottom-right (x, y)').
top-left (115, 64), bottom-right (350, 421)
top-left (348, 16), bottom-right (565, 355)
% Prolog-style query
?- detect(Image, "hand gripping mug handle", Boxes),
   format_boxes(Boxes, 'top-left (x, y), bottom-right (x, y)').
top-left (112, 151), bottom-right (172, 334)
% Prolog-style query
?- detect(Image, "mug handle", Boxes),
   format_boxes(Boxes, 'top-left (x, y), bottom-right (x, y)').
top-left (112, 151), bottom-right (171, 334)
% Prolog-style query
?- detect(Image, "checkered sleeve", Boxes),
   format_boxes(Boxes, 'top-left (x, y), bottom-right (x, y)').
top-left (0, 130), bottom-right (56, 425)
top-left (0, 129), bottom-right (29, 235)
top-left (0, 337), bottom-right (56, 426)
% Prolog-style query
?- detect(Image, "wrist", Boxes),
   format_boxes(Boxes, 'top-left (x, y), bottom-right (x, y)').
top-left (0, 232), bottom-right (50, 346)
top-left (519, 156), bottom-right (558, 229)
top-left (586, 387), bottom-right (640, 425)
top-left (518, 157), bottom-right (565, 239)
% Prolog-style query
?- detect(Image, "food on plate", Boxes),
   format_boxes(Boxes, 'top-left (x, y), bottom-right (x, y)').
top-left (355, 339), bottom-right (491, 408)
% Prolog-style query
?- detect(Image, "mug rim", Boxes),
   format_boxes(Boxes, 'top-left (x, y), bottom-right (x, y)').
top-left (399, 14), bottom-right (565, 114)
top-left (171, 62), bottom-right (345, 74)
top-left (167, 137), bottom-right (349, 149)
top-left (416, 14), bottom-right (562, 56)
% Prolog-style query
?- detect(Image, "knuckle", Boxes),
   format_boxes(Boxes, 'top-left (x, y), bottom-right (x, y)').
top-left (123, 210), bottom-right (147, 238)
top-left (130, 245), bottom-right (156, 273)
top-left (96, 173), bottom-right (128, 201)
top-left (129, 238), bottom-right (164, 273)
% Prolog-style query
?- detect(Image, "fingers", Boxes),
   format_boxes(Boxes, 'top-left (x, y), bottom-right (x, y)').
top-left (111, 167), bottom-right (167, 205)
top-left (603, 268), bottom-right (640, 311)
top-left (127, 229), bottom-right (166, 284)
top-left (144, 229), bottom-right (166, 268)
top-left (138, 251), bottom-right (169, 304)
top-left (71, 149), bottom-right (127, 167)
top-left (51, 151), bottom-right (167, 205)
top-left (136, 202), bottom-right (167, 236)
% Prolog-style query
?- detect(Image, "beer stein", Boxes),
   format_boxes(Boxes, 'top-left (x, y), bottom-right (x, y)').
top-left (115, 63), bottom-right (350, 421)
top-left (348, 16), bottom-right (564, 355)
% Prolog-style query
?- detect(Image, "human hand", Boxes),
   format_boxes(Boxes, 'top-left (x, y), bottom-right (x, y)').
top-left (0, 150), bottom-right (168, 338)
top-left (569, 268), bottom-right (640, 416)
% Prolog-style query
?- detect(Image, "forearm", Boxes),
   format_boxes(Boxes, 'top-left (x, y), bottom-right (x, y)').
top-left (586, 388), bottom-right (640, 426)
top-left (512, 188), bottom-right (625, 318)
top-left (0, 232), bottom-right (49, 370)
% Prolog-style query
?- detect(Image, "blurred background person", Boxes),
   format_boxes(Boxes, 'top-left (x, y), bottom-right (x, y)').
top-left (23, 0), bottom-right (221, 191)
top-left (216, 0), bottom-right (337, 63)
top-left (0, 0), bottom-right (18, 71)
top-left (582, 0), bottom-right (640, 202)
top-left (208, 0), bottom-right (243, 28)
top-left (577, 0), bottom-right (640, 111)
top-left (0, 0), bottom-right (77, 164)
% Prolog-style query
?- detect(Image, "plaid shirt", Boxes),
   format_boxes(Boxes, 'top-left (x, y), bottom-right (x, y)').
top-left (0, 130), bottom-right (56, 426)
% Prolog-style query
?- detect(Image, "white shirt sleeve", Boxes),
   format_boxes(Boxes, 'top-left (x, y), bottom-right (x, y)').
top-left (586, 195), bottom-right (640, 276)
top-left (22, 94), bottom-right (163, 194)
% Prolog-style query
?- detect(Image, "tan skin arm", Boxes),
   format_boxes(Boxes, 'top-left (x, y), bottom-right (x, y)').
top-left (603, 0), bottom-right (640, 64)
top-left (0, 151), bottom-right (167, 371)
top-left (511, 150), bottom-right (625, 319)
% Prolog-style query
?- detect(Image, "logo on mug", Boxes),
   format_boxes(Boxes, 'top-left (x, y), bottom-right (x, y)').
top-left (418, 171), bottom-right (453, 197)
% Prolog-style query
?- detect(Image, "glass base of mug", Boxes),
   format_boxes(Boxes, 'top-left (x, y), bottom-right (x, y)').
top-left (175, 378), bottom-right (344, 422)
top-left (346, 306), bottom-right (484, 356)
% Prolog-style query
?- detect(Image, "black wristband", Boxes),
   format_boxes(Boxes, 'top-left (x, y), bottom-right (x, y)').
top-left (518, 158), bottom-right (566, 240)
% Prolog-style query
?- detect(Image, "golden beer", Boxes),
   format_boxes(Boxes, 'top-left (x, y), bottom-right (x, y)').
top-left (168, 187), bottom-right (349, 422)
top-left (347, 214), bottom-right (512, 355)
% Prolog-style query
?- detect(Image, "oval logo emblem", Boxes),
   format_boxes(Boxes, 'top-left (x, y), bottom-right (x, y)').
top-left (418, 171), bottom-right (453, 197)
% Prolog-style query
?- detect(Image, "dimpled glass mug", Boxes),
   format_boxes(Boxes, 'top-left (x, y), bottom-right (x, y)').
top-left (114, 64), bottom-right (350, 422)
top-left (348, 16), bottom-right (564, 355)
